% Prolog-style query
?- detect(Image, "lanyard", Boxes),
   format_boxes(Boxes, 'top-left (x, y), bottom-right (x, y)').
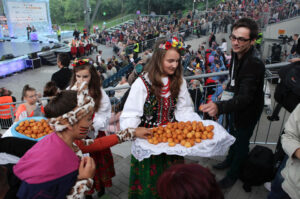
top-left (230, 54), bottom-right (235, 87)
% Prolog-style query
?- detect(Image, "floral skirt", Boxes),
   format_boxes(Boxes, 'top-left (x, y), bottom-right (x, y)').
top-left (89, 131), bottom-right (116, 193)
top-left (128, 153), bottom-right (184, 199)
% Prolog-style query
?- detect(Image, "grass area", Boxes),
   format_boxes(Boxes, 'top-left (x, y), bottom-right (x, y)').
top-left (60, 14), bottom-right (135, 31)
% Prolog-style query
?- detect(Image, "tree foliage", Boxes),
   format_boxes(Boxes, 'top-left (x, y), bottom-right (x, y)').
top-left (50, 0), bottom-right (204, 24)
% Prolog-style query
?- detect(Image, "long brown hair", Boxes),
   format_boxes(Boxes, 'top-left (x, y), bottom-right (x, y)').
top-left (144, 38), bottom-right (183, 99)
top-left (70, 62), bottom-right (102, 112)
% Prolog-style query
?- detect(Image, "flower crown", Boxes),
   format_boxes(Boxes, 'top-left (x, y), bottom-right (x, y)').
top-left (159, 37), bottom-right (184, 51)
top-left (72, 59), bottom-right (91, 67)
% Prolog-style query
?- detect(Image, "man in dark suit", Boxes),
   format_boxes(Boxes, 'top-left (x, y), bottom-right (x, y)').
top-left (51, 53), bottom-right (72, 90)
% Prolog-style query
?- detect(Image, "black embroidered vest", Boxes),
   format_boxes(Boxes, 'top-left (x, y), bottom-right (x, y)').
top-left (139, 74), bottom-right (177, 128)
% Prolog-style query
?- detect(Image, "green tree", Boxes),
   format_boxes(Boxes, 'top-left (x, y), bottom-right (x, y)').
top-left (49, 0), bottom-right (65, 24)
top-left (64, 0), bottom-right (84, 22)
top-left (49, 0), bottom-right (212, 25)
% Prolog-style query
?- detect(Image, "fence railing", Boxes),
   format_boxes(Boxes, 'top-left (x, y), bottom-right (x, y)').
top-left (0, 62), bottom-right (291, 146)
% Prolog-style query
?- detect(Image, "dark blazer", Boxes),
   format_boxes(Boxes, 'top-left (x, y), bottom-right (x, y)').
top-left (51, 67), bottom-right (72, 90)
top-left (216, 46), bottom-right (265, 128)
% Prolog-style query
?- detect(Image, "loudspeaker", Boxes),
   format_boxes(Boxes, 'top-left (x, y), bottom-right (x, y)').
top-left (26, 58), bottom-right (41, 69)
top-left (41, 46), bottom-right (51, 51)
top-left (52, 43), bottom-right (61, 49)
top-left (28, 52), bottom-right (38, 59)
top-left (1, 54), bottom-right (15, 60)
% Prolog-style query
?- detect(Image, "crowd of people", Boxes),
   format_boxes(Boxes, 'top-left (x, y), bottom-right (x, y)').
top-left (0, 1), bottom-right (300, 197)
top-left (197, 0), bottom-right (300, 31)
top-left (91, 0), bottom-right (299, 59)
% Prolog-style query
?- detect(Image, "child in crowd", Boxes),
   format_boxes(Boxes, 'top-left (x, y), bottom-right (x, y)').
top-left (120, 37), bottom-right (202, 198)
top-left (157, 163), bottom-right (224, 199)
top-left (43, 81), bottom-right (59, 104)
top-left (69, 59), bottom-right (114, 197)
top-left (43, 81), bottom-right (59, 98)
top-left (15, 85), bottom-right (44, 122)
top-left (13, 82), bottom-right (151, 199)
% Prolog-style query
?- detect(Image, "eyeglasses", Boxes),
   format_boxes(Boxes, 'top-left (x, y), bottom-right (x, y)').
top-left (229, 35), bottom-right (251, 43)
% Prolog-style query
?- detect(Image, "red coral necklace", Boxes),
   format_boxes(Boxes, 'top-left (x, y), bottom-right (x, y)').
top-left (160, 78), bottom-right (170, 95)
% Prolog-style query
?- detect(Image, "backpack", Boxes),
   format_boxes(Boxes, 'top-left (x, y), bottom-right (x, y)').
top-left (239, 145), bottom-right (274, 192)
top-left (274, 61), bottom-right (300, 112)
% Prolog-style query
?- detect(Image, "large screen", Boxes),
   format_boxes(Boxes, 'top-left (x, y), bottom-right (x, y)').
top-left (7, 2), bottom-right (48, 23)
top-left (3, 0), bottom-right (52, 37)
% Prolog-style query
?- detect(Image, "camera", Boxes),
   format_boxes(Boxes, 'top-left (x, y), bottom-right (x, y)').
top-left (271, 43), bottom-right (282, 63)
top-left (278, 35), bottom-right (293, 44)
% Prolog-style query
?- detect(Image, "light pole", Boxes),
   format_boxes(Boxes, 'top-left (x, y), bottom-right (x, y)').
top-left (193, 0), bottom-right (195, 13)
top-left (83, 0), bottom-right (91, 33)
top-left (121, 0), bottom-right (124, 17)
top-left (148, 0), bottom-right (150, 15)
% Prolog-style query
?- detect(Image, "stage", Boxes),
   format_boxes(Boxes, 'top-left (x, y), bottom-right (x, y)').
top-left (0, 41), bottom-right (55, 57)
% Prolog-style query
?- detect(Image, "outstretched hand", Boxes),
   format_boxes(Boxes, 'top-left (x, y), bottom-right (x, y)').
top-left (200, 102), bottom-right (218, 117)
top-left (78, 156), bottom-right (96, 180)
top-left (135, 127), bottom-right (152, 139)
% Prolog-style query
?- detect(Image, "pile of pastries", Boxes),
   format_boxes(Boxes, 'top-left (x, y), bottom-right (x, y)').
top-left (15, 119), bottom-right (53, 139)
top-left (147, 121), bottom-right (214, 148)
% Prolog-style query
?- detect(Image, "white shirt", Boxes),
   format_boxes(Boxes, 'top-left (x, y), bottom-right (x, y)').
top-left (114, 82), bottom-right (130, 100)
top-left (221, 42), bottom-right (227, 52)
top-left (120, 73), bottom-right (202, 130)
top-left (93, 88), bottom-right (111, 133)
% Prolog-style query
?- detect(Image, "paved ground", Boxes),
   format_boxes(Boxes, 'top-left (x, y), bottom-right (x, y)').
top-left (0, 37), bottom-right (287, 199)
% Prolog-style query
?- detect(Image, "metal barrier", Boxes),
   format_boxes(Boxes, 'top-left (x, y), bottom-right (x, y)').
top-left (105, 14), bottom-right (136, 29)
top-left (0, 98), bottom-right (49, 129)
top-left (104, 62), bottom-right (290, 146)
top-left (118, 24), bottom-right (206, 56)
top-left (0, 62), bottom-right (291, 146)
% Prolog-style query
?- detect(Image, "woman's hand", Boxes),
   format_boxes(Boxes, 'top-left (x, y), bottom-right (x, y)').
top-left (134, 127), bottom-right (152, 139)
top-left (78, 156), bottom-right (96, 180)
top-left (289, 58), bottom-right (300, 63)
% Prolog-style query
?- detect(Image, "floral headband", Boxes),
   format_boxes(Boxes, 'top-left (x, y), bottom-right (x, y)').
top-left (48, 81), bottom-right (95, 132)
top-left (72, 59), bottom-right (92, 67)
top-left (159, 37), bottom-right (184, 51)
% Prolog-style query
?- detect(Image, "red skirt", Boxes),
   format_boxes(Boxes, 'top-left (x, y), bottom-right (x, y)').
top-left (85, 44), bottom-right (91, 51)
top-left (71, 47), bottom-right (77, 56)
top-left (78, 46), bottom-right (85, 55)
top-left (89, 131), bottom-right (116, 193)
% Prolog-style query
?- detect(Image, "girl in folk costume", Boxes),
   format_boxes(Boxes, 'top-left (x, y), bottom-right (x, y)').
top-left (69, 59), bottom-right (114, 197)
top-left (70, 38), bottom-right (78, 58)
top-left (78, 37), bottom-right (86, 57)
top-left (120, 37), bottom-right (202, 199)
top-left (84, 36), bottom-right (91, 56)
top-left (14, 82), bottom-right (151, 199)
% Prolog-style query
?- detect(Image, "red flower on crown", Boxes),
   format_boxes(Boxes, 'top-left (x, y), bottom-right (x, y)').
top-left (72, 59), bottom-right (90, 67)
top-left (165, 41), bottom-right (172, 50)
